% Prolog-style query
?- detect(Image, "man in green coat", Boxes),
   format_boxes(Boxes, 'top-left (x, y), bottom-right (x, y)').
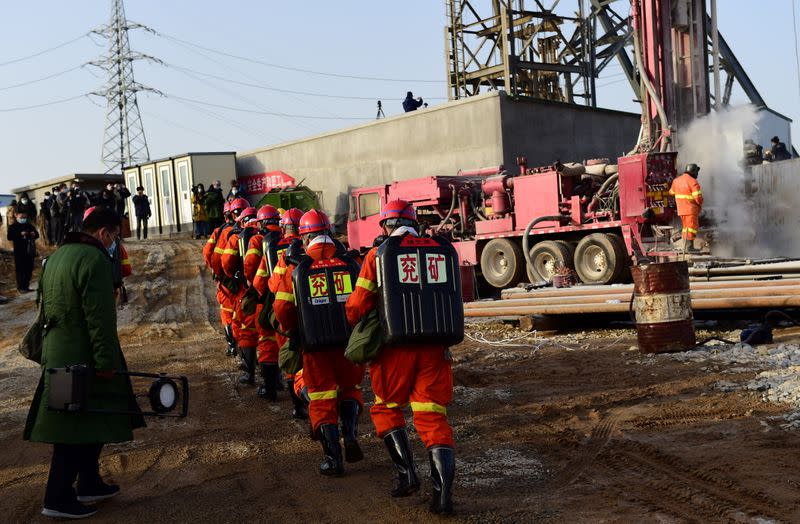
top-left (203, 182), bottom-right (225, 230)
top-left (24, 207), bottom-right (145, 519)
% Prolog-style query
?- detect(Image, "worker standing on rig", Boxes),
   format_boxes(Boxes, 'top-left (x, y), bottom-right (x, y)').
top-left (669, 163), bottom-right (704, 254)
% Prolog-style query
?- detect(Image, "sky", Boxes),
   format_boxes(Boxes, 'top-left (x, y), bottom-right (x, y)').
top-left (0, 0), bottom-right (798, 194)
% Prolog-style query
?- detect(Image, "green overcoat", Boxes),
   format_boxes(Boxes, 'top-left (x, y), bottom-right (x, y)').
top-left (23, 232), bottom-right (145, 444)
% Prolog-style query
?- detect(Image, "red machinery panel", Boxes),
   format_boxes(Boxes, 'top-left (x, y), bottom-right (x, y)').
top-left (475, 216), bottom-right (514, 236)
top-left (618, 152), bottom-right (677, 221)
top-left (512, 172), bottom-right (562, 230)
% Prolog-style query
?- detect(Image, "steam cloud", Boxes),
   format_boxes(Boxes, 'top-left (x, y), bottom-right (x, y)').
top-left (677, 105), bottom-right (763, 257)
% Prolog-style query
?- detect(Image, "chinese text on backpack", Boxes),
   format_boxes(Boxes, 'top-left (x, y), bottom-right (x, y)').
top-left (375, 234), bottom-right (464, 346)
top-left (292, 253), bottom-right (360, 351)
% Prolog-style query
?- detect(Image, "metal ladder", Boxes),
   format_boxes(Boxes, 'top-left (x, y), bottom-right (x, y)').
top-left (445, 0), bottom-right (467, 99)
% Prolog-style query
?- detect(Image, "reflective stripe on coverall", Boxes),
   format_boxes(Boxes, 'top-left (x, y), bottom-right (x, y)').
top-left (669, 173), bottom-right (704, 241)
top-left (345, 246), bottom-right (455, 449)
top-left (273, 238), bottom-right (364, 432)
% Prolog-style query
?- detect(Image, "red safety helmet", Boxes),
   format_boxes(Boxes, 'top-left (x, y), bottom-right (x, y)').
top-left (298, 209), bottom-right (331, 235)
top-left (237, 206), bottom-right (258, 224)
top-left (257, 204), bottom-right (280, 222)
top-left (83, 206), bottom-right (98, 221)
top-left (229, 197), bottom-right (249, 214)
top-left (380, 199), bottom-right (416, 224)
top-left (280, 208), bottom-right (304, 228)
top-left (223, 201), bottom-right (231, 214)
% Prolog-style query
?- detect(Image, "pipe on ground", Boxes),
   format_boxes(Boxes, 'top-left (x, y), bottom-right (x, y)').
top-left (465, 294), bottom-right (800, 317)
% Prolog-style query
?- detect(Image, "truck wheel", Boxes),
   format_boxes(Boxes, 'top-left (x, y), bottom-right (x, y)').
top-left (480, 238), bottom-right (524, 289)
top-left (574, 233), bottom-right (628, 285)
top-left (608, 233), bottom-right (632, 283)
top-left (526, 240), bottom-right (574, 283)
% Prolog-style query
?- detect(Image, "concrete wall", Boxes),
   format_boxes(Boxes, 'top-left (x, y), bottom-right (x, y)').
top-left (750, 158), bottom-right (800, 257)
top-left (236, 91), bottom-right (640, 226)
top-left (499, 97), bottom-right (641, 169)
top-left (236, 92), bottom-right (505, 225)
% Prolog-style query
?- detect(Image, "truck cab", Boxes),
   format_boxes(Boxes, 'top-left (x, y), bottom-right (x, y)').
top-left (347, 185), bottom-right (387, 252)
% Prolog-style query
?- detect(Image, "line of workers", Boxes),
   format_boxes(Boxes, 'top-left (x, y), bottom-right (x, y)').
top-left (202, 198), bottom-right (461, 515)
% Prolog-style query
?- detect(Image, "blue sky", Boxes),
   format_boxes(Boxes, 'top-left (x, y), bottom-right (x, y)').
top-left (1, 0), bottom-right (798, 194)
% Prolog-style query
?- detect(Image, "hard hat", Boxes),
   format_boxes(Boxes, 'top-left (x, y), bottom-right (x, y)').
top-left (298, 209), bottom-right (331, 235)
top-left (257, 204), bottom-right (280, 222)
top-left (380, 199), bottom-right (416, 224)
top-left (280, 208), bottom-right (304, 228)
top-left (229, 197), bottom-right (249, 214)
top-left (83, 206), bottom-right (97, 221)
top-left (237, 206), bottom-right (258, 223)
top-left (223, 201), bottom-right (231, 214)
top-left (684, 163), bottom-right (700, 177)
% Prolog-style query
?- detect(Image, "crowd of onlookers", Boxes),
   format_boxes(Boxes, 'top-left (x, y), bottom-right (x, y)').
top-left (190, 179), bottom-right (249, 239)
top-left (4, 182), bottom-right (131, 246)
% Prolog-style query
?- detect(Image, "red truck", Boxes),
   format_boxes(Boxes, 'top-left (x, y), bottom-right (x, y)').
top-left (347, 152), bottom-right (679, 290)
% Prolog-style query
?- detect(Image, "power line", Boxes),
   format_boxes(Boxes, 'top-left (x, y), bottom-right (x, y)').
top-left (0, 93), bottom-right (87, 112)
top-left (0, 65), bottom-right (85, 91)
top-left (154, 30), bottom-right (445, 83)
top-left (163, 62), bottom-right (447, 101)
top-left (161, 35), bottom-right (324, 132)
top-left (0, 33), bottom-right (88, 67)
top-left (142, 109), bottom-right (240, 150)
top-left (163, 93), bottom-right (368, 120)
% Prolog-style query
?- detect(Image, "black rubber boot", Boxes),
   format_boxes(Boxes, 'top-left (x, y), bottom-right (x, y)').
top-left (238, 347), bottom-right (256, 385)
top-left (257, 363), bottom-right (278, 400)
top-left (383, 427), bottom-right (420, 497)
top-left (318, 424), bottom-right (344, 477)
top-left (428, 446), bottom-right (455, 515)
top-left (287, 379), bottom-right (308, 419)
top-left (339, 400), bottom-right (363, 463)
top-left (224, 324), bottom-right (237, 357)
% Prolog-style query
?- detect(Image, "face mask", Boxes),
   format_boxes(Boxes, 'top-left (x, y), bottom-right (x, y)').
top-left (18, 218), bottom-right (28, 224)
top-left (108, 242), bottom-right (117, 256)
top-left (231, 188), bottom-right (238, 194)
top-left (21, 198), bottom-right (28, 204)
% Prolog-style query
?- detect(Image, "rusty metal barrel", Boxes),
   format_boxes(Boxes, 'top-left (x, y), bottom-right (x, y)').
top-left (631, 261), bottom-right (696, 353)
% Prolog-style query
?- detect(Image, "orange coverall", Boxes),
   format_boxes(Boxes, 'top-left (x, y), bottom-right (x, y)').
top-left (345, 246), bottom-right (454, 449)
top-left (669, 173), bottom-right (704, 241)
top-left (208, 224), bottom-right (237, 328)
top-left (222, 225), bottom-right (259, 348)
top-left (256, 234), bottom-right (300, 352)
top-left (243, 226), bottom-right (281, 364)
top-left (119, 244), bottom-right (132, 278)
top-left (272, 239), bottom-right (365, 433)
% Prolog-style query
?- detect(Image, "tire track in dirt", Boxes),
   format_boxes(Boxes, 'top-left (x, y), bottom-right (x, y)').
top-left (599, 439), bottom-right (793, 522)
top-left (550, 414), bottom-right (618, 488)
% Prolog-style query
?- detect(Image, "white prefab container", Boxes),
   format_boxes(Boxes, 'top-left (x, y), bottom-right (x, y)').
top-left (123, 152), bottom-right (236, 237)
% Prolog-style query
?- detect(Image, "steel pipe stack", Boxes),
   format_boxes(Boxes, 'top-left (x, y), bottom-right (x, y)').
top-left (467, 277), bottom-right (800, 318)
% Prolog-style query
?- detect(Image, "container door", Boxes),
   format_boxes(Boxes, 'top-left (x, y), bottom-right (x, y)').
top-left (159, 165), bottom-right (174, 226)
top-left (125, 170), bottom-right (139, 218)
top-left (142, 167), bottom-right (156, 226)
top-left (176, 160), bottom-right (193, 226)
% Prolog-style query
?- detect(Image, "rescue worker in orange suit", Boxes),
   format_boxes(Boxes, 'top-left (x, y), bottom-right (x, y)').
top-left (273, 209), bottom-right (365, 476)
top-left (345, 199), bottom-right (456, 515)
top-left (206, 200), bottom-right (246, 356)
top-left (254, 207), bottom-right (308, 417)
top-left (668, 163), bottom-right (704, 253)
top-left (243, 204), bottom-right (283, 400)
top-left (222, 206), bottom-right (260, 385)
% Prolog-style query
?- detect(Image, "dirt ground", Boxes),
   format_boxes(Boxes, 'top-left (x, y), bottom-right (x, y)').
top-left (2, 238), bottom-right (800, 523)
